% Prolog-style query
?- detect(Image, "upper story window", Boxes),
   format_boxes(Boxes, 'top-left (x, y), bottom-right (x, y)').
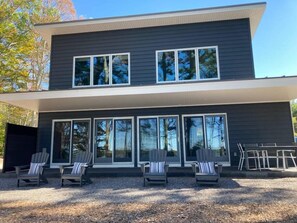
top-left (156, 46), bottom-right (219, 83)
top-left (73, 53), bottom-right (130, 87)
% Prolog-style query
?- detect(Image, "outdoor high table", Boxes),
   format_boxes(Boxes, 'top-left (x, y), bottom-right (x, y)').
top-left (244, 145), bottom-right (297, 170)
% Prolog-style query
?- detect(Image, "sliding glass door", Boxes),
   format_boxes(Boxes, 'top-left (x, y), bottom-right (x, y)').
top-left (52, 119), bottom-right (91, 164)
top-left (94, 117), bottom-right (133, 165)
top-left (138, 116), bottom-right (180, 163)
top-left (183, 114), bottom-right (229, 163)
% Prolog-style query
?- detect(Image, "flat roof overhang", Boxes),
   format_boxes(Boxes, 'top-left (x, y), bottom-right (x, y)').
top-left (35, 2), bottom-right (266, 47)
top-left (1, 77), bottom-right (297, 113)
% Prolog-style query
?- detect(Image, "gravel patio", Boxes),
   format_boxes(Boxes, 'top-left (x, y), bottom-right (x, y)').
top-left (0, 177), bottom-right (297, 222)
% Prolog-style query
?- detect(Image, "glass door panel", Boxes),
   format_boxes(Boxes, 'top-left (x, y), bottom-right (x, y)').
top-left (114, 119), bottom-right (132, 163)
top-left (72, 120), bottom-right (90, 160)
top-left (52, 121), bottom-right (71, 163)
top-left (139, 118), bottom-right (158, 161)
top-left (205, 115), bottom-right (228, 162)
top-left (183, 116), bottom-right (205, 162)
top-left (94, 119), bottom-right (113, 163)
top-left (159, 117), bottom-right (179, 162)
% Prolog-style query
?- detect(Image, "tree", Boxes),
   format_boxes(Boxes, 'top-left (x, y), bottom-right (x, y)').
top-left (0, 0), bottom-right (77, 156)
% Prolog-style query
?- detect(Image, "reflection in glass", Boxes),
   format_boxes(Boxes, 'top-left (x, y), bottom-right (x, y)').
top-left (114, 119), bottom-right (132, 162)
top-left (53, 121), bottom-right (71, 163)
top-left (159, 117), bottom-right (178, 158)
top-left (139, 118), bottom-right (158, 161)
top-left (75, 57), bottom-right (90, 86)
top-left (94, 56), bottom-right (109, 85)
top-left (178, 50), bottom-right (196, 80)
top-left (206, 116), bottom-right (227, 157)
top-left (112, 54), bottom-right (129, 84)
top-left (199, 48), bottom-right (218, 79)
top-left (94, 119), bottom-right (113, 163)
top-left (158, 51), bottom-right (175, 82)
top-left (184, 117), bottom-right (204, 161)
top-left (72, 120), bottom-right (90, 160)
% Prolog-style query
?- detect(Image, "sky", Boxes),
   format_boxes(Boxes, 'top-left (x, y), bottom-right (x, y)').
top-left (72, 0), bottom-right (297, 78)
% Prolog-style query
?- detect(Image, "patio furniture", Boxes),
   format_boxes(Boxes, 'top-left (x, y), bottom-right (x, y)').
top-left (275, 144), bottom-right (297, 169)
top-left (141, 149), bottom-right (169, 186)
top-left (258, 143), bottom-right (276, 169)
top-left (60, 151), bottom-right (93, 187)
top-left (192, 149), bottom-right (222, 185)
top-left (242, 143), bottom-right (262, 170)
top-left (15, 152), bottom-right (49, 187)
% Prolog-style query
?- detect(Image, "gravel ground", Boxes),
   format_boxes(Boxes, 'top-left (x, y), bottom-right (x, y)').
top-left (1, 177), bottom-right (297, 222)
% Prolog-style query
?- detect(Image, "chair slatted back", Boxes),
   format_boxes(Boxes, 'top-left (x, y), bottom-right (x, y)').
top-left (73, 151), bottom-right (93, 164)
top-left (242, 143), bottom-right (259, 149)
top-left (196, 149), bottom-right (217, 162)
top-left (31, 152), bottom-right (49, 163)
top-left (149, 149), bottom-right (167, 162)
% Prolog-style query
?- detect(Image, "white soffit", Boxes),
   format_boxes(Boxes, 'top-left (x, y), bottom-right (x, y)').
top-left (1, 77), bottom-right (297, 113)
top-left (35, 2), bottom-right (266, 46)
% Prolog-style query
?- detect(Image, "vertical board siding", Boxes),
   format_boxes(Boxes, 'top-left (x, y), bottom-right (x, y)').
top-left (37, 102), bottom-right (293, 167)
top-left (50, 19), bottom-right (254, 90)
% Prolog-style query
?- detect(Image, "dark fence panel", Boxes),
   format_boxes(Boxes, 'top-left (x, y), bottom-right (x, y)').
top-left (3, 123), bottom-right (38, 172)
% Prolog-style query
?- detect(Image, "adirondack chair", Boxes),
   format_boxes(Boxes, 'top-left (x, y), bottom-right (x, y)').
top-left (141, 149), bottom-right (169, 186)
top-left (191, 149), bottom-right (222, 185)
top-left (15, 152), bottom-right (49, 187)
top-left (60, 151), bottom-right (93, 187)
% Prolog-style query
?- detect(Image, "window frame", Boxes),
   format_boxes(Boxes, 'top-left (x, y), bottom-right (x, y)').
top-left (137, 115), bottom-right (181, 165)
top-left (93, 116), bottom-right (134, 167)
top-left (181, 113), bottom-right (230, 166)
top-left (156, 46), bottom-right (220, 84)
top-left (50, 118), bottom-right (91, 166)
top-left (72, 52), bottom-right (131, 88)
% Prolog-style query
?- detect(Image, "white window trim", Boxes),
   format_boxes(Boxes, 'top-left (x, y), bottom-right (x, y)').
top-left (73, 52), bottom-right (131, 88)
top-left (156, 46), bottom-right (220, 84)
top-left (137, 115), bottom-right (181, 165)
top-left (50, 118), bottom-right (91, 166)
top-left (93, 116), bottom-right (134, 166)
top-left (181, 113), bottom-right (230, 166)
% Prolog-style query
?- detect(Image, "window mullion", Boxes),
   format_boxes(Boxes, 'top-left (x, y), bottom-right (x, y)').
top-left (203, 115), bottom-right (208, 150)
top-left (109, 55), bottom-right (112, 85)
top-left (175, 50), bottom-right (178, 82)
top-left (196, 48), bottom-right (200, 80)
top-left (90, 56), bottom-right (94, 86)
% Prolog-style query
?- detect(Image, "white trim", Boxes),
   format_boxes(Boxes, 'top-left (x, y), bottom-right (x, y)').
top-left (35, 3), bottom-right (266, 47)
top-left (137, 115), bottom-right (181, 165)
top-left (39, 101), bottom-right (292, 114)
top-left (2, 76), bottom-right (297, 112)
top-left (72, 53), bottom-right (130, 88)
top-left (181, 113), bottom-right (230, 165)
top-left (93, 116), bottom-right (134, 165)
top-left (156, 46), bottom-right (220, 84)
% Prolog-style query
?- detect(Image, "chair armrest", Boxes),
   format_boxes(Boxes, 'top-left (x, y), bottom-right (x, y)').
top-left (14, 165), bottom-right (30, 176)
top-left (141, 162), bottom-right (149, 173)
top-left (216, 163), bottom-right (223, 174)
top-left (59, 164), bottom-right (73, 174)
top-left (164, 164), bottom-right (169, 173)
top-left (191, 162), bottom-right (198, 173)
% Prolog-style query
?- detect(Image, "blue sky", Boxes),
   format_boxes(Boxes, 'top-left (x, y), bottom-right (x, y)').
top-left (72, 0), bottom-right (297, 78)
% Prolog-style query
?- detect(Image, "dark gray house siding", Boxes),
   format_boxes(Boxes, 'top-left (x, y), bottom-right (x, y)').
top-left (37, 102), bottom-right (294, 167)
top-left (49, 18), bottom-right (254, 90)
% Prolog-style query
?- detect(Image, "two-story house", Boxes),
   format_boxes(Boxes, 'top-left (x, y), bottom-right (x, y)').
top-left (1, 2), bottom-right (297, 169)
